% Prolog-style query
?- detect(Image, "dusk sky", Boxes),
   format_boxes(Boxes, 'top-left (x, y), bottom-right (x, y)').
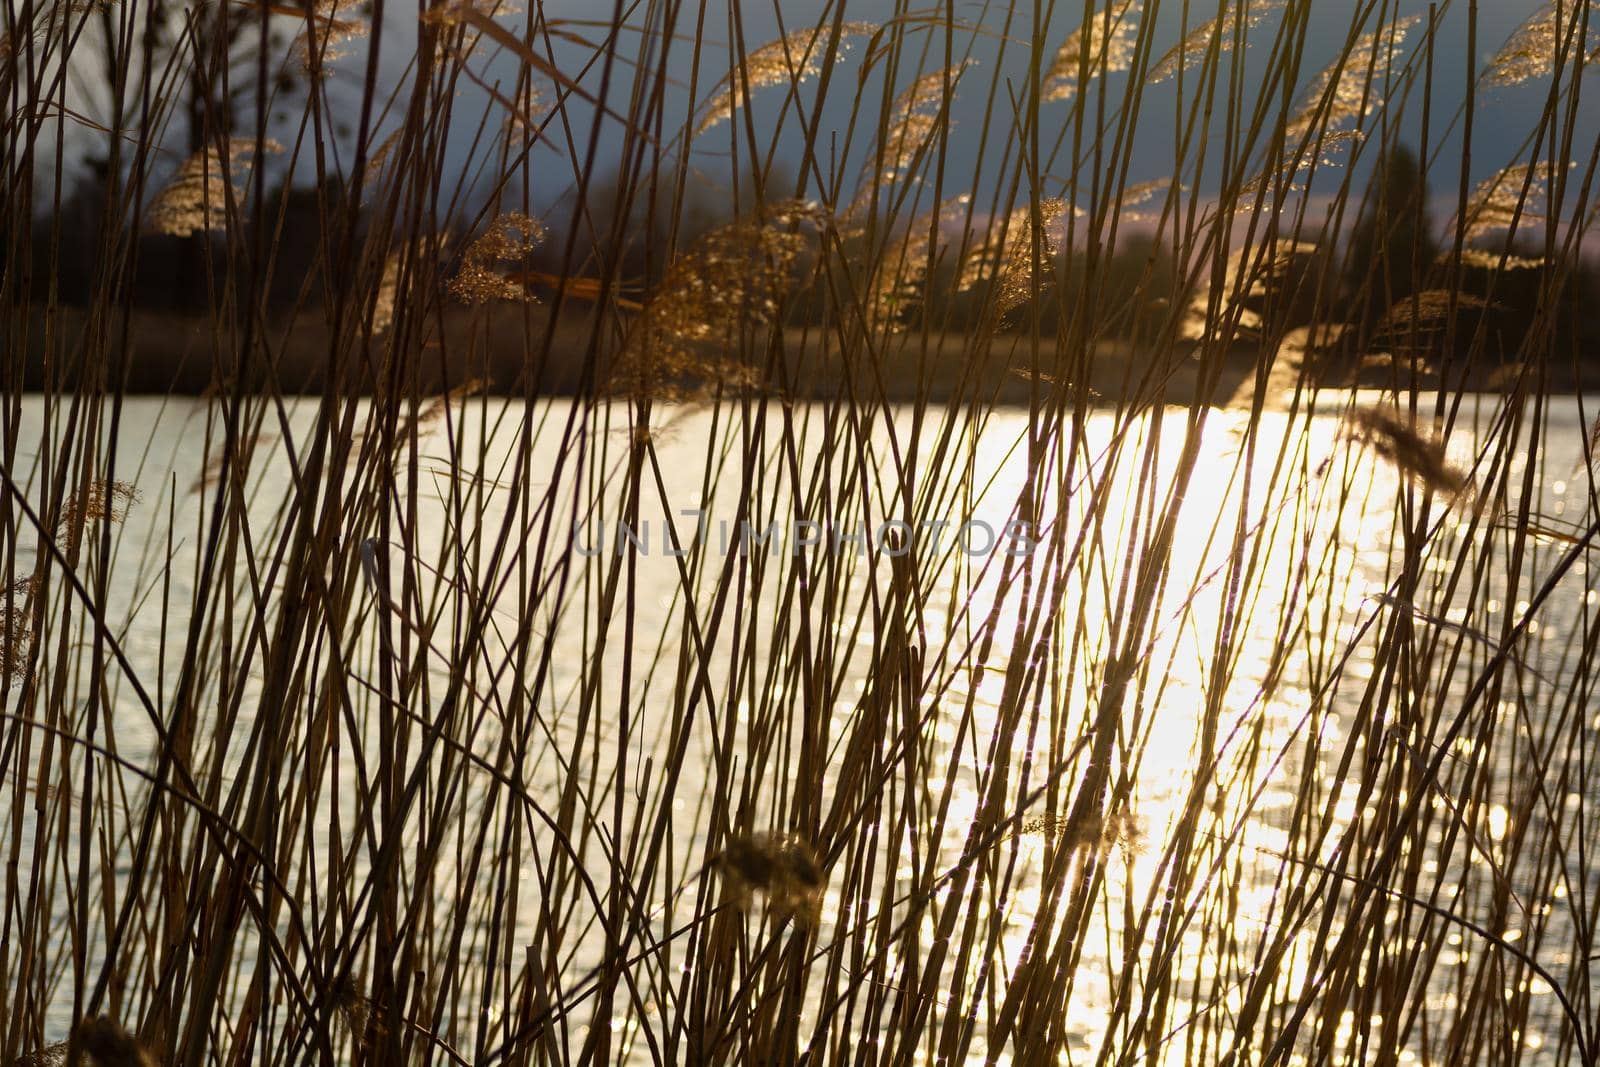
top-left (36, 0), bottom-right (1592, 242)
top-left (342, 0), bottom-right (1591, 232)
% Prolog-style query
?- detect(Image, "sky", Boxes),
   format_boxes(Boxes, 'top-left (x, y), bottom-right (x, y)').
top-left (394, 0), bottom-right (1591, 234)
top-left (37, 0), bottom-right (1599, 243)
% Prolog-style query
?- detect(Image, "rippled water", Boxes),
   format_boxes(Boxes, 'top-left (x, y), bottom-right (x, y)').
top-left (4, 393), bottom-right (1597, 1063)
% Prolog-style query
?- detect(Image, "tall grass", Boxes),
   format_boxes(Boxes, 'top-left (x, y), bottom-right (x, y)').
top-left (2, 0), bottom-right (1599, 1064)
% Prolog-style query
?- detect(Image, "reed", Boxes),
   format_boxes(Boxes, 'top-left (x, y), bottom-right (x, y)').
top-left (2, 0), bottom-right (1598, 1064)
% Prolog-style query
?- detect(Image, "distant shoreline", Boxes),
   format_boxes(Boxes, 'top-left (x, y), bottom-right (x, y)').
top-left (20, 304), bottom-right (1600, 406)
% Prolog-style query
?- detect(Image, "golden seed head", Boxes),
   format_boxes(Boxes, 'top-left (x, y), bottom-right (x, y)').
top-left (291, 1), bottom-right (369, 75)
top-left (370, 233), bottom-right (444, 333)
top-left (503, 80), bottom-right (552, 135)
top-left (695, 23), bottom-right (876, 135)
top-left (1347, 407), bottom-right (1468, 495)
top-left (448, 212), bottom-right (547, 305)
top-left (1018, 807), bottom-right (1144, 858)
top-left (867, 195), bottom-right (969, 331)
top-left (145, 138), bottom-right (283, 237)
top-left (58, 481), bottom-right (139, 537)
top-left (1371, 289), bottom-right (1496, 338)
top-left (958, 198), bottom-right (1075, 318)
top-left (610, 206), bottom-right (814, 398)
top-left (0, 594), bottom-right (34, 687)
top-left (1453, 247), bottom-right (1547, 271)
top-left (1285, 15), bottom-right (1420, 142)
top-left (719, 831), bottom-right (827, 923)
top-left (1116, 177), bottom-right (1168, 212)
top-left (1463, 160), bottom-right (1571, 241)
top-left (1148, 0), bottom-right (1284, 84)
top-left (0, 0), bottom-right (117, 64)
top-left (1485, 2), bottom-right (1596, 88)
top-left (1044, 0), bottom-right (1140, 102)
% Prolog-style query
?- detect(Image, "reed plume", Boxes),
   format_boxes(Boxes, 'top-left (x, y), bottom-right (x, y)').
top-left (838, 62), bottom-right (969, 229)
top-left (1044, 0), bottom-right (1140, 103)
top-left (1347, 406), bottom-right (1468, 494)
top-left (1462, 159), bottom-right (1571, 240)
top-left (611, 205), bottom-right (815, 397)
top-left (874, 61), bottom-right (969, 186)
top-left (867, 195), bottom-right (969, 331)
top-left (0, 588), bottom-right (33, 687)
top-left (1285, 14), bottom-right (1420, 142)
top-left (448, 212), bottom-right (547, 304)
top-left (0, 0), bottom-right (114, 65)
top-left (695, 23), bottom-right (875, 136)
top-left (958, 198), bottom-right (1073, 319)
top-left (1454, 247), bottom-right (1548, 271)
top-left (1484, 0), bottom-right (1597, 88)
top-left (1365, 291), bottom-right (1498, 365)
top-left (405, 377), bottom-right (486, 437)
top-left (57, 480), bottom-right (139, 537)
top-left (718, 832), bottom-right (827, 924)
top-left (1115, 176), bottom-right (1171, 220)
top-left (1241, 129), bottom-right (1362, 199)
top-left (1178, 240), bottom-right (1315, 341)
top-left (289, 0), bottom-right (368, 73)
top-left (502, 80), bottom-right (550, 135)
top-left (144, 138), bottom-right (282, 237)
top-left (371, 235), bottom-right (442, 333)
top-left (1148, 0), bottom-right (1284, 84)
top-left (1017, 807), bottom-right (1143, 859)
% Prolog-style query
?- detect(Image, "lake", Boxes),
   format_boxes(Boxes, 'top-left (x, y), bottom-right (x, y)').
top-left (2, 392), bottom-right (1595, 1064)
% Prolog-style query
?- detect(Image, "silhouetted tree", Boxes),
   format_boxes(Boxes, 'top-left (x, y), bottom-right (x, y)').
top-left (1347, 143), bottom-right (1436, 322)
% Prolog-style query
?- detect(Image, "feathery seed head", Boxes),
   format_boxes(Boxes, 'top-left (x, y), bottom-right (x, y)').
top-left (718, 831), bottom-right (827, 923)
top-left (1285, 15), bottom-right (1420, 142)
top-left (696, 23), bottom-right (876, 135)
top-left (1045, 0), bottom-right (1140, 102)
top-left (958, 198), bottom-right (1075, 318)
top-left (1486, 2), bottom-right (1598, 88)
top-left (449, 212), bottom-right (547, 304)
top-left (1347, 407), bottom-right (1468, 495)
top-left (145, 138), bottom-right (283, 237)
top-left (1148, 0), bottom-right (1284, 84)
